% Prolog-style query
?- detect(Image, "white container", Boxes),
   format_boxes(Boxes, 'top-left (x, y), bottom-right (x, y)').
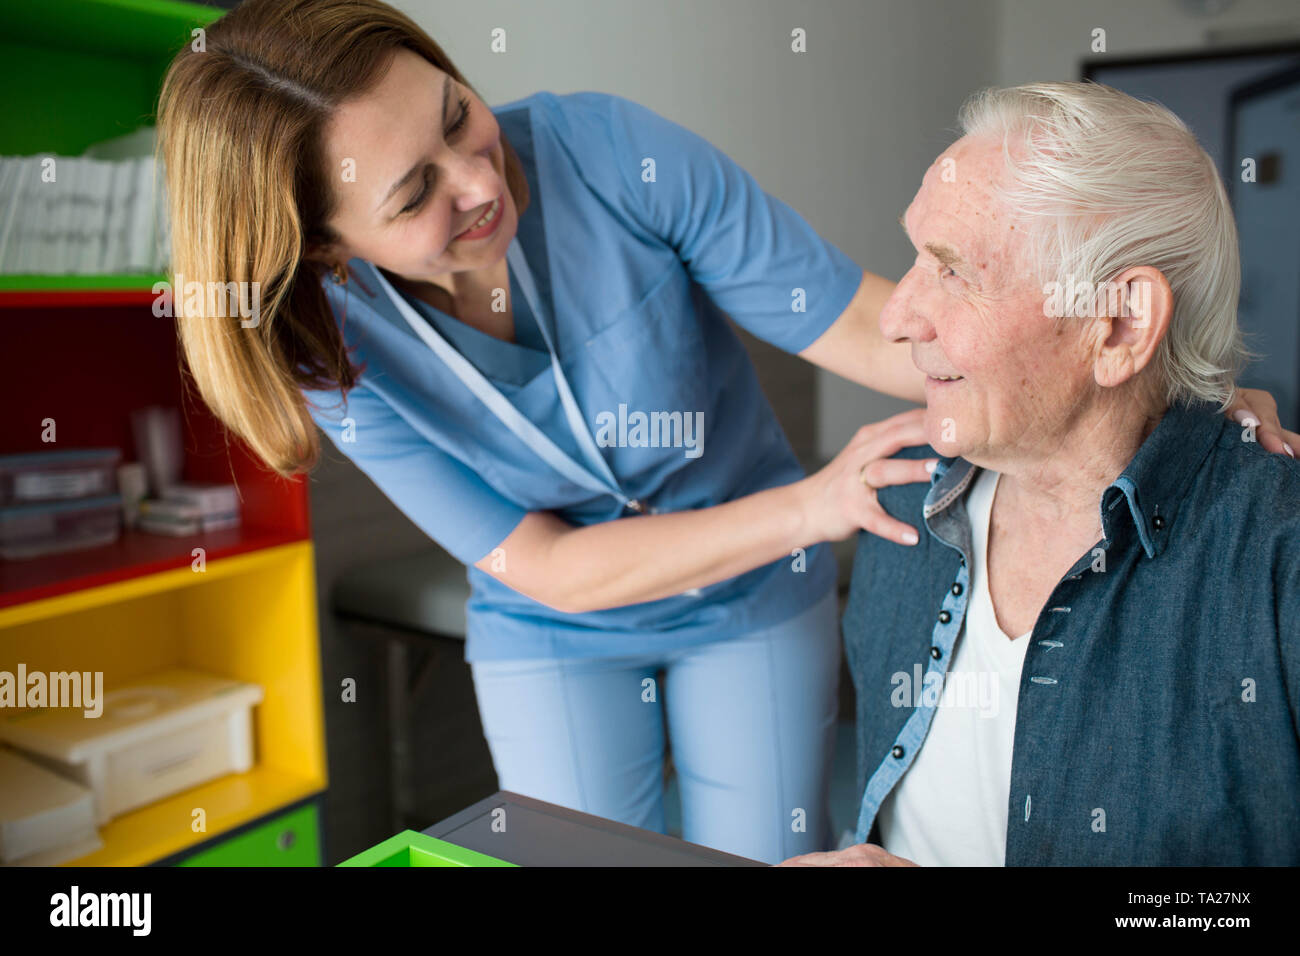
top-left (117, 462), bottom-right (148, 530)
top-left (0, 746), bottom-right (101, 865)
top-left (0, 669), bottom-right (263, 826)
top-left (137, 497), bottom-right (202, 535)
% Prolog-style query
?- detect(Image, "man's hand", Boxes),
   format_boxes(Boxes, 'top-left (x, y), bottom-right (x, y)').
top-left (776, 843), bottom-right (919, 867)
top-left (1228, 387), bottom-right (1298, 459)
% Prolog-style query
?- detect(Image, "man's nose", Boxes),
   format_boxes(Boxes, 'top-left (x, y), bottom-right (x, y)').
top-left (878, 267), bottom-right (936, 345)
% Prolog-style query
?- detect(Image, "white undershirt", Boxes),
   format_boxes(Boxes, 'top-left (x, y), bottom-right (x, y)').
top-left (876, 468), bottom-right (1032, 866)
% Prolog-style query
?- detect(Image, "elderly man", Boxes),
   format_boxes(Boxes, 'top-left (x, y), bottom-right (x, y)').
top-left (783, 81), bottom-right (1300, 866)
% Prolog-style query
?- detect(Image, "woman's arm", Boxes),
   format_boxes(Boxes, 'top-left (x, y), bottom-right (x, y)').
top-left (797, 270), bottom-right (924, 402)
top-left (475, 409), bottom-right (936, 613)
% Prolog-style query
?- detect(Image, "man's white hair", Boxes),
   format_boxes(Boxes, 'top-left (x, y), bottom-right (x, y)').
top-left (958, 81), bottom-right (1248, 409)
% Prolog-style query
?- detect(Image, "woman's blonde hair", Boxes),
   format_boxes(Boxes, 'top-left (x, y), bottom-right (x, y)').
top-left (158, 0), bottom-right (529, 475)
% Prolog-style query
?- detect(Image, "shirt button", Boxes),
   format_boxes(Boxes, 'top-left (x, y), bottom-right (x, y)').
top-left (938, 610), bottom-right (951, 624)
top-left (930, 646), bottom-right (942, 660)
top-left (891, 745), bottom-right (905, 759)
top-left (1152, 514), bottom-right (1165, 530)
top-left (951, 582), bottom-right (963, 596)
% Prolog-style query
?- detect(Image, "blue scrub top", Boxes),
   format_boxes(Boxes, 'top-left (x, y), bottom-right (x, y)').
top-left (304, 91), bottom-right (864, 661)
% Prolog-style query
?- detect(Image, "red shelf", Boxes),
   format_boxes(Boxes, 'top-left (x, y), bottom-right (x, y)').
top-left (2, 301), bottom-right (313, 610)
top-left (0, 288), bottom-right (162, 309)
top-left (0, 524), bottom-right (307, 609)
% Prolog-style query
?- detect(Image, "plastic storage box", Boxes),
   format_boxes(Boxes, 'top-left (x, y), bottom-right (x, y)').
top-left (0, 746), bottom-right (102, 866)
top-left (0, 448), bottom-right (121, 505)
top-left (0, 494), bottom-right (122, 560)
top-left (0, 669), bottom-right (264, 826)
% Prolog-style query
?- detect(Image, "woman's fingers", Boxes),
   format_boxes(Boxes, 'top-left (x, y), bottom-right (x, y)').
top-left (1232, 409), bottom-right (1298, 459)
top-left (1229, 390), bottom-right (1297, 459)
top-left (1283, 428), bottom-right (1300, 459)
top-left (858, 456), bottom-right (938, 491)
top-left (832, 411), bottom-right (936, 546)
top-left (858, 499), bottom-right (922, 546)
top-left (851, 459), bottom-right (935, 546)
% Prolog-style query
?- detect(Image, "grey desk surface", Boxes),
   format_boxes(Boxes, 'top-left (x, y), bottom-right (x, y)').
top-left (425, 791), bottom-right (768, 867)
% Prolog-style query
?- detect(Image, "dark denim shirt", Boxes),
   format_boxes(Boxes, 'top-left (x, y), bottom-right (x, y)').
top-left (843, 399), bottom-right (1300, 865)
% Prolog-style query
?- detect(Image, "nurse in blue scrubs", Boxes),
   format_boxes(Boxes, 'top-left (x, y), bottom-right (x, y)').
top-left (302, 48), bottom-right (931, 865)
top-left (295, 47), bottom-right (1285, 864)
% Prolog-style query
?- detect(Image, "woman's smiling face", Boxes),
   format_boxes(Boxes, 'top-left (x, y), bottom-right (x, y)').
top-left (314, 48), bottom-right (517, 281)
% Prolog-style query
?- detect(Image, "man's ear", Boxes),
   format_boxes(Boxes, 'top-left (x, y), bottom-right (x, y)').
top-left (1093, 266), bottom-right (1172, 389)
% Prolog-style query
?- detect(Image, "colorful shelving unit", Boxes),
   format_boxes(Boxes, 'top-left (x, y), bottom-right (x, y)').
top-left (0, 0), bottom-right (329, 866)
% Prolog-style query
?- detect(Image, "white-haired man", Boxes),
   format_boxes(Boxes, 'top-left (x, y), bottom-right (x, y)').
top-left (782, 82), bottom-right (1300, 866)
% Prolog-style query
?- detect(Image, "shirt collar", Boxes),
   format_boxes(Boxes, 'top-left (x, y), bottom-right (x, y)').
top-left (922, 399), bottom-right (1225, 560)
top-left (1100, 398), bottom-right (1225, 558)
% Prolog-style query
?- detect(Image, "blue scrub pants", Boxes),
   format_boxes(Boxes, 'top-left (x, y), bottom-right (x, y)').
top-left (468, 586), bottom-right (841, 865)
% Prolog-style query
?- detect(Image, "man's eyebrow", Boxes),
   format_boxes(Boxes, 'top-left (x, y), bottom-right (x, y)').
top-left (377, 73), bottom-right (452, 213)
top-left (899, 212), bottom-right (972, 274)
top-left (925, 242), bottom-right (968, 271)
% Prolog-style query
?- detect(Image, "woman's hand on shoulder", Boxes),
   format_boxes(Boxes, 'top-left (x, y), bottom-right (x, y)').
top-left (794, 407), bottom-right (938, 547)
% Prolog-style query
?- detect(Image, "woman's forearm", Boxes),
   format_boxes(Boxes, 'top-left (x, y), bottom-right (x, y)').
top-left (481, 408), bottom-right (935, 613)
top-left (548, 480), bottom-right (815, 613)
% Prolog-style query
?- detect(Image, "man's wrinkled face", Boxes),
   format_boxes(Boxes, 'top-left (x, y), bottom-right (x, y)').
top-left (318, 48), bottom-right (517, 281)
top-left (879, 135), bottom-right (1096, 462)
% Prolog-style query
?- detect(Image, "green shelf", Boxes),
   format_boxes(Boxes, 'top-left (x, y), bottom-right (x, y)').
top-left (338, 831), bottom-right (518, 868)
top-left (0, 273), bottom-right (167, 292)
top-left (0, 0), bottom-right (220, 296)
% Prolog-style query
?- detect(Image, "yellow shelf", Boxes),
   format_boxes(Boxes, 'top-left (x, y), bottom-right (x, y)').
top-left (0, 540), bottom-right (329, 865)
top-left (62, 767), bottom-right (324, 867)
top-left (0, 540), bottom-right (311, 629)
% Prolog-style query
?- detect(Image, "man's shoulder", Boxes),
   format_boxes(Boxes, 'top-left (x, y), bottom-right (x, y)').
top-left (1200, 416), bottom-right (1300, 534)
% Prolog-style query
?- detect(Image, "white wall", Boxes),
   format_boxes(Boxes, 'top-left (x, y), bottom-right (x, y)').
top-left (998, 0), bottom-right (1300, 87)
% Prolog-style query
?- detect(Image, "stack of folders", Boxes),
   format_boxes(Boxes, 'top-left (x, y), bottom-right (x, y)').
top-left (138, 482), bottom-right (241, 536)
top-left (0, 126), bottom-right (169, 275)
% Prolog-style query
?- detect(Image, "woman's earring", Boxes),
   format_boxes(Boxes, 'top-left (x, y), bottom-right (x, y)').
top-left (330, 262), bottom-right (349, 285)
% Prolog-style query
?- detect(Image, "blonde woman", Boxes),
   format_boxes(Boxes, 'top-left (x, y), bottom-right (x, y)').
top-left (157, 0), bottom-right (1292, 864)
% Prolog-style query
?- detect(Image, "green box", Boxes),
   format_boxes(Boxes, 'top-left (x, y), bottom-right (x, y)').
top-left (338, 830), bottom-right (516, 867)
top-left (179, 803), bottom-right (321, 867)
